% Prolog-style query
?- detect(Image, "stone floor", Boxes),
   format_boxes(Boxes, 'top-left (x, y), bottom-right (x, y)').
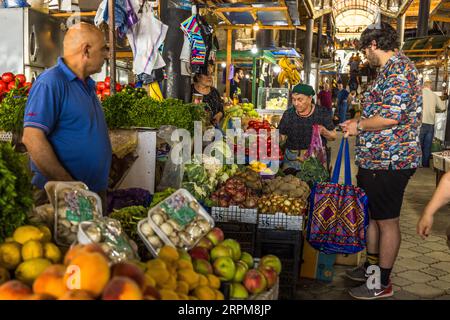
top-left (295, 135), bottom-right (450, 300)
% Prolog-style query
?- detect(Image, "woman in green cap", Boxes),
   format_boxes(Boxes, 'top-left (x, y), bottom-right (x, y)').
top-left (278, 83), bottom-right (337, 174)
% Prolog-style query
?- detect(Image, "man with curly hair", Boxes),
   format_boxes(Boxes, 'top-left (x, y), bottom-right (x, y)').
top-left (341, 22), bottom-right (422, 300)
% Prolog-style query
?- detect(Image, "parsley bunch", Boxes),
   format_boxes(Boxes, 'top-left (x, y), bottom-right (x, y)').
top-left (0, 143), bottom-right (33, 241)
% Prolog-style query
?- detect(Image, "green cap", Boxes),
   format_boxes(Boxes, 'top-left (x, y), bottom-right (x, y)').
top-left (292, 83), bottom-right (315, 97)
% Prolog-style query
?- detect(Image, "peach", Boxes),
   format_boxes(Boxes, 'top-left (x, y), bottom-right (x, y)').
top-left (33, 264), bottom-right (68, 299)
top-left (58, 290), bottom-right (94, 300)
top-left (102, 277), bottom-right (143, 300)
top-left (64, 252), bottom-right (110, 298)
top-left (64, 243), bottom-right (107, 265)
top-left (111, 262), bottom-right (146, 289)
top-left (0, 280), bottom-right (32, 300)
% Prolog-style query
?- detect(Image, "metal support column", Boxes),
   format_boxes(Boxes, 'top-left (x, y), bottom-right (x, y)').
top-left (108, 0), bottom-right (116, 93)
top-left (417, 0), bottom-right (431, 37)
top-left (252, 56), bottom-right (257, 106)
top-left (225, 29), bottom-right (232, 97)
top-left (397, 14), bottom-right (406, 48)
top-left (316, 15), bottom-right (323, 58)
top-left (304, 18), bottom-right (314, 85)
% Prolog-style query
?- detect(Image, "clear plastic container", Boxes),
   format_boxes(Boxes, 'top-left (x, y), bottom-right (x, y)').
top-left (137, 218), bottom-right (163, 257)
top-left (54, 183), bottom-right (103, 246)
top-left (77, 218), bottom-right (137, 263)
top-left (44, 181), bottom-right (88, 207)
top-left (147, 189), bottom-right (214, 250)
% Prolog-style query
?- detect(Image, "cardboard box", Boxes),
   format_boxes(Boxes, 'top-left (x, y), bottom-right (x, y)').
top-left (335, 252), bottom-right (364, 266)
top-left (300, 240), bottom-right (336, 282)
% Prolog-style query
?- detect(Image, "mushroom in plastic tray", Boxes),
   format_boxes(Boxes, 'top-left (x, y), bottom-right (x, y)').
top-left (78, 217), bottom-right (137, 263)
top-left (137, 218), bottom-right (165, 257)
top-left (147, 189), bottom-right (214, 250)
top-left (54, 183), bottom-right (103, 246)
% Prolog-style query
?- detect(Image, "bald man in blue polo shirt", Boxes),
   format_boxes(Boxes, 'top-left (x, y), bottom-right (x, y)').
top-left (22, 23), bottom-right (112, 200)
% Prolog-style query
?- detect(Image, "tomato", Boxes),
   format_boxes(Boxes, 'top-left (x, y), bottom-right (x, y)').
top-left (23, 82), bottom-right (32, 89)
top-left (115, 83), bottom-right (122, 92)
top-left (0, 80), bottom-right (7, 93)
top-left (103, 88), bottom-right (111, 96)
top-left (7, 81), bottom-right (17, 91)
top-left (1, 72), bottom-right (14, 83)
top-left (15, 74), bottom-right (26, 84)
top-left (97, 81), bottom-right (106, 91)
top-left (104, 76), bottom-right (111, 87)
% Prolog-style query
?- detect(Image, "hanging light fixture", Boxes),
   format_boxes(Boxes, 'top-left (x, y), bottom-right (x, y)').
top-left (251, 46), bottom-right (258, 54)
top-left (273, 65), bottom-right (281, 74)
top-left (221, 62), bottom-right (227, 68)
top-left (253, 19), bottom-right (261, 32)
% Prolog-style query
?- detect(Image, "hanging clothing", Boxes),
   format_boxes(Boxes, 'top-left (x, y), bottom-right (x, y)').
top-left (126, 1), bottom-right (168, 77)
top-left (180, 35), bottom-right (192, 76)
top-left (180, 15), bottom-right (207, 66)
top-left (95, 0), bottom-right (129, 37)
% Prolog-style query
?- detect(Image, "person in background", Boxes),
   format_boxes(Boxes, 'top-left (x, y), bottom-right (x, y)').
top-left (22, 23), bottom-right (112, 207)
top-left (230, 68), bottom-right (244, 102)
top-left (317, 83), bottom-right (333, 113)
top-left (192, 72), bottom-right (224, 126)
top-left (420, 80), bottom-right (446, 167)
top-left (347, 90), bottom-right (358, 119)
top-left (341, 21), bottom-right (422, 300)
top-left (278, 83), bottom-right (337, 174)
top-left (337, 82), bottom-right (350, 124)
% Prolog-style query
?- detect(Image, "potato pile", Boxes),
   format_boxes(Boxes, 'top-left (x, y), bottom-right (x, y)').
top-left (257, 194), bottom-right (307, 215)
top-left (263, 175), bottom-right (310, 201)
top-left (233, 169), bottom-right (263, 191)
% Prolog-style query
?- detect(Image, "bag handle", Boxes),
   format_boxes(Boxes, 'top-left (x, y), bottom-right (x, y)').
top-left (331, 138), bottom-right (352, 185)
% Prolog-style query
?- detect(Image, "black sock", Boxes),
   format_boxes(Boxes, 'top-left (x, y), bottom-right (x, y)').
top-left (363, 252), bottom-right (379, 269)
top-left (380, 267), bottom-right (392, 287)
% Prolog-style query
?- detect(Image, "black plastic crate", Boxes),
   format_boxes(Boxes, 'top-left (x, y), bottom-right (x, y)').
top-left (215, 221), bottom-right (257, 256)
top-left (256, 228), bottom-right (303, 243)
top-left (279, 285), bottom-right (296, 300)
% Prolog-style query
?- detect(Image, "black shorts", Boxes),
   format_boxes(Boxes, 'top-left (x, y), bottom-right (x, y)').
top-left (356, 168), bottom-right (416, 220)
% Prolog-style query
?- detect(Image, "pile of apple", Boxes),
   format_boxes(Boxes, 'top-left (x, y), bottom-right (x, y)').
top-left (189, 227), bottom-right (282, 299)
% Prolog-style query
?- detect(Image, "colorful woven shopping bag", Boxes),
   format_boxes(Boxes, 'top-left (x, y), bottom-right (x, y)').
top-left (306, 138), bottom-right (369, 254)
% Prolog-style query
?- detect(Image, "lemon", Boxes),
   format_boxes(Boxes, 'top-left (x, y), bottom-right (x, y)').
top-left (43, 243), bottom-right (62, 264)
top-left (13, 226), bottom-right (44, 245)
top-left (15, 258), bottom-right (52, 285)
top-left (0, 242), bottom-right (22, 270)
top-left (38, 226), bottom-right (52, 243)
top-left (22, 240), bottom-right (44, 261)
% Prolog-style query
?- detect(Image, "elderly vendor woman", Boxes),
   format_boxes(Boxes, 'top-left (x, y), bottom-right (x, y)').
top-left (278, 83), bottom-right (337, 173)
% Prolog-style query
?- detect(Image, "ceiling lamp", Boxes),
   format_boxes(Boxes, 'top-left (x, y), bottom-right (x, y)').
top-left (251, 45), bottom-right (258, 54)
top-left (253, 20), bottom-right (261, 32)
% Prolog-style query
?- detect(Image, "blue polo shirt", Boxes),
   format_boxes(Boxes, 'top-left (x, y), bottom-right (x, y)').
top-left (24, 57), bottom-right (112, 192)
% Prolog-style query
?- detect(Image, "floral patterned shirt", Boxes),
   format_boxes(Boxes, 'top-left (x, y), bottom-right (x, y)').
top-left (355, 53), bottom-right (422, 170)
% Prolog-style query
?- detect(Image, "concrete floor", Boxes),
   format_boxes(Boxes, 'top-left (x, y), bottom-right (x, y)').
top-left (295, 134), bottom-right (450, 300)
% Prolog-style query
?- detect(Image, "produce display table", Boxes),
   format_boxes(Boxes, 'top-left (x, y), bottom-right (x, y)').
top-left (432, 151), bottom-right (450, 186)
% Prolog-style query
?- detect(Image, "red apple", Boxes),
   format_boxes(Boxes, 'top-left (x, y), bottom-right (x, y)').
top-left (206, 227), bottom-right (224, 246)
top-left (258, 265), bottom-right (277, 288)
top-left (193, 259), bottom-right (213, 275)
top-left (260, 255), bottom-right (282, 275)
top-left (189, 247), bottom-right (210, 261)
top-left (196, 237), bottom-right (214, 250)
top-left (243, 269), bottom-right (267, 294)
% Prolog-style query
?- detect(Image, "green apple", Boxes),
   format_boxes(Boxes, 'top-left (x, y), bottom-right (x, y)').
top-left (221, 239), bottom-right (241, 261)
top-left (240, 252), bottom-right (254, 268)
top-left (210, 245), bottom-right (233, 261)
top-left (260, 255), bottom-right (282, 275)
top-left (213, 256), bottom-right (236, 282)
top-left (230, 283), bottom-right (249, 299)
top-left (233, 260), bottom-right (249, 283)
top-left (193, 259), bottom-right (213, 275)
